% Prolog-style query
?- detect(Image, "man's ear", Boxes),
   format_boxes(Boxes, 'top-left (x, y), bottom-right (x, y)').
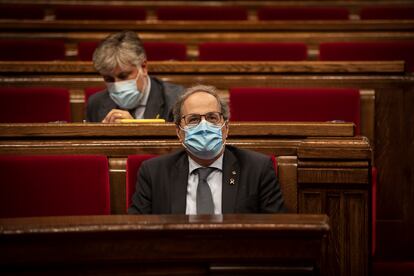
top-left (176, 126), bottom-right (184, 143)
top-left (140, 60), bottom-right (148, 75)
top-left (223, 121), bottom-right (230, 139)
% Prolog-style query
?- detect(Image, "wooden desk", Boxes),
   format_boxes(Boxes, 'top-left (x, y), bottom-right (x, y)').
top-left (0, 214), bottom-right (329, 275)
top-left (0, 122), bottom-right (371, 276)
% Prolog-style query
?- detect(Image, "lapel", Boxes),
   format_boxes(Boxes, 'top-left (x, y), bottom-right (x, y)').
top-left (170, 151), bottom-right (189, 214)
top-left (221, 147), bottom-right (240, 213)
top-left (143, 77), bottom-right (165, 119)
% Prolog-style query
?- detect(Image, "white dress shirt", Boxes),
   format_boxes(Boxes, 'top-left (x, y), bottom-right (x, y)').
top-left (185, 155), bottom-right (223, 215)
top-left (133, 75), bottom-right (151, 119)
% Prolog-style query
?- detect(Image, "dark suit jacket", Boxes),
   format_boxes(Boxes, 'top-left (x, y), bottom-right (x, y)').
top-left (86, 77), bottom-right (184, 122)
top-left (128, 145), bottom-right (285, 214)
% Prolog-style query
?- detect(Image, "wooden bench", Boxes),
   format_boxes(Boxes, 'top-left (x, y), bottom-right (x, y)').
top-left (0, 214), bottom-right (329, 275)
top-left (0, 122), bottom-right (371, 276)
top-left (0, 29), bottom-right (413, 60)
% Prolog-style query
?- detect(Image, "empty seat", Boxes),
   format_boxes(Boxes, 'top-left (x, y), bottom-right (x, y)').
top-left (156, 6), bottom-right (248, 21)
top-left (229, 87), bottom-right (361, 134)
top-left (78, 41), bottom-right (187, 61)
top-left (0, 4), bottom-right (45, 19)
top-left (0, 155), bottom-right (110, 218)
top-left (85, 86), bottom-right (104, 103)
top-left (54, 5), bottom-right (146, 20)
top-left (258, 6), bottom-right (349, 20)
top-left (319, 41), bottom-right (414, 72)
top-left (360, 5), bottom-right (414, 20)
top-left (0, 87), bottom-right (71, 123)
top-left (126, 155), bottom-right (156, 211)
top-left (198, 42), bottom-right (307, 61)
top-left (0, 39), bottom-right (66, 61)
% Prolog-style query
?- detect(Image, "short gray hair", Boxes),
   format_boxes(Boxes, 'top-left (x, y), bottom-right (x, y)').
top-left (173, 85), bottom-right (230, 126)
top-left (92, 31), bottom-right (146, 75)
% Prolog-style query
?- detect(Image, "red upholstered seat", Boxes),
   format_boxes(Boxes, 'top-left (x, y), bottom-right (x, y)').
top-left (0, 39), bottom-right (66, 61)
top-left (0, 87), bottom-right (71, 123)
top-left (78, 41), bottom-right (187, 61)
top-left (360, 6), bottom-right (414, 20)
top-left (156, 6), bottom-right (248, 21)
top-left (229, 87), bottom-right (361, 134)
top-left (258, 6), bottom-right (349, 20)
top-left (319, 41), bottom-right (414, 72)
top-left (142, 42), bottom-right (187, 61)
top-left (85, 86), bottom-right (104, 103)
top-left (54, 5), bottom-right (146, 20)
top-left (0, 155), bottom-right (110, 218)
top-left (126, 155), bottom-right (157, 211)
top-left (373, 261), bottom-right (414, 276)
top-left (198, 42), bottom-right (307, 61)
top-left (0, 4), bottom-right (45, 19)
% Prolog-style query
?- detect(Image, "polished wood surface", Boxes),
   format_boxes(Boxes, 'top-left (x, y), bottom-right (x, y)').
top-left (0, 214), bottom-right (329, 275)
top-left (0, 60), bottom-right (404, 73)
top-left (0, 122), bottom-right (355, 138)
top-left (1, 19), bottom-right (413, 32)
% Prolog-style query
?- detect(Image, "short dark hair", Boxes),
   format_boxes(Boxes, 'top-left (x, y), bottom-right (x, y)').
top-left (173, 85), bottom-right (230, 126)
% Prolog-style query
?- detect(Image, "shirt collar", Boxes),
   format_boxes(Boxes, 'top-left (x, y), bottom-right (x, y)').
top-left (188, 154), bottom-right (223, 175)
top-left (138, 75), bottom-right (151, 106)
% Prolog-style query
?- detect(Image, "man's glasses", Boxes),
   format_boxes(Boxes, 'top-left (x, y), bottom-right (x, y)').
top-left (181, 112), bottom-right (223, 127)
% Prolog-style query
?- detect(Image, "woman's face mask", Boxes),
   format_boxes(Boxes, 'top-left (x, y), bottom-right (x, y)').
top-left (181, 120), bottom-right (225, 160)
top-left (106, 68), bottom-right (143, 109)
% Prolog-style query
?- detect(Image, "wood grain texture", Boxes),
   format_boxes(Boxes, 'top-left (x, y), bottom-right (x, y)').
top-left (0, 122), bottom-right (355, 138)
top-left (1, 19), bottom-right (413, 31)
top-left (0, 61), bottom-right (404, 73)
top-left (0, 214), bottom-right (328, 275)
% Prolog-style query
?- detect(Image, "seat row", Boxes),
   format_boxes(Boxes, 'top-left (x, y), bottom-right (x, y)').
top-left (0, 87), bottom-right (361, 132)
top-left (1, 39), bottom-right (413, 71)
top-left (1, 4), bottom-right (413, 20)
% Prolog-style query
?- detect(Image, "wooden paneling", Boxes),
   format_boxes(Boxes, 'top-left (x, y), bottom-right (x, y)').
top-left (0, 214), bottom-right (329, 276)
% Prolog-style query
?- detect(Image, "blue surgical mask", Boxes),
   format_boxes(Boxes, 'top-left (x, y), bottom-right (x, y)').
top-left (106, 69), bottom-right (142, 109)
top-left (181, 120), bottom-right (225, 160)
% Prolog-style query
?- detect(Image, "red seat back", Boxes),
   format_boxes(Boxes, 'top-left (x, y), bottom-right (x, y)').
top-left (0, 39), bottom-right (66, 61)
top-left (0, 87), bottom-right (71, 123)
top-left (156, 6), bottom-right (248, 21)
top-left (319, 41), bottom-right (414, 72)
top-left (0, 4), bottom-right (45, 19)
top-left (85, 86), bottom-right (105, 103)
top-left (199, 42), bottom-right (307, 61)
top-left (0, 155), bottom-right (110, 218)
top-left (258, 6), bottom-right (349, 20)
top-left (126, 155), bottom-right (156, 211)
top-left (78, 41), bottom-right (187, 61)
top-left (54, 5), bottom-right (146, 20)
top-left (360, 5), bottom-right (414, 20)
top-left (229, 87), bottom-right (361, 134)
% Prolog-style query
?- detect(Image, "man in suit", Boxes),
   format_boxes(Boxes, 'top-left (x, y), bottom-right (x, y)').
top-left (128, 85), bottom-right (285, 214)
top-left (87, 31), bottom-right (184, 123)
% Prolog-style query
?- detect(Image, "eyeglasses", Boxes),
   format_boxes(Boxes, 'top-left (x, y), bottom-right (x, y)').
top-left (181, 112), bottom-right (223, 127)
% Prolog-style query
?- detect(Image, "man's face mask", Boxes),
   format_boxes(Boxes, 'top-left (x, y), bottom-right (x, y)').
top-left (181, 119), bottom-right (225, 160)
top-left (106, 68), bottom-right (142, 109)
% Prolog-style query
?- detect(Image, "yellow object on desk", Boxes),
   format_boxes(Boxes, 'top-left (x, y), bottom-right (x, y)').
top-left (119, 119), bottom-right (166, 123)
